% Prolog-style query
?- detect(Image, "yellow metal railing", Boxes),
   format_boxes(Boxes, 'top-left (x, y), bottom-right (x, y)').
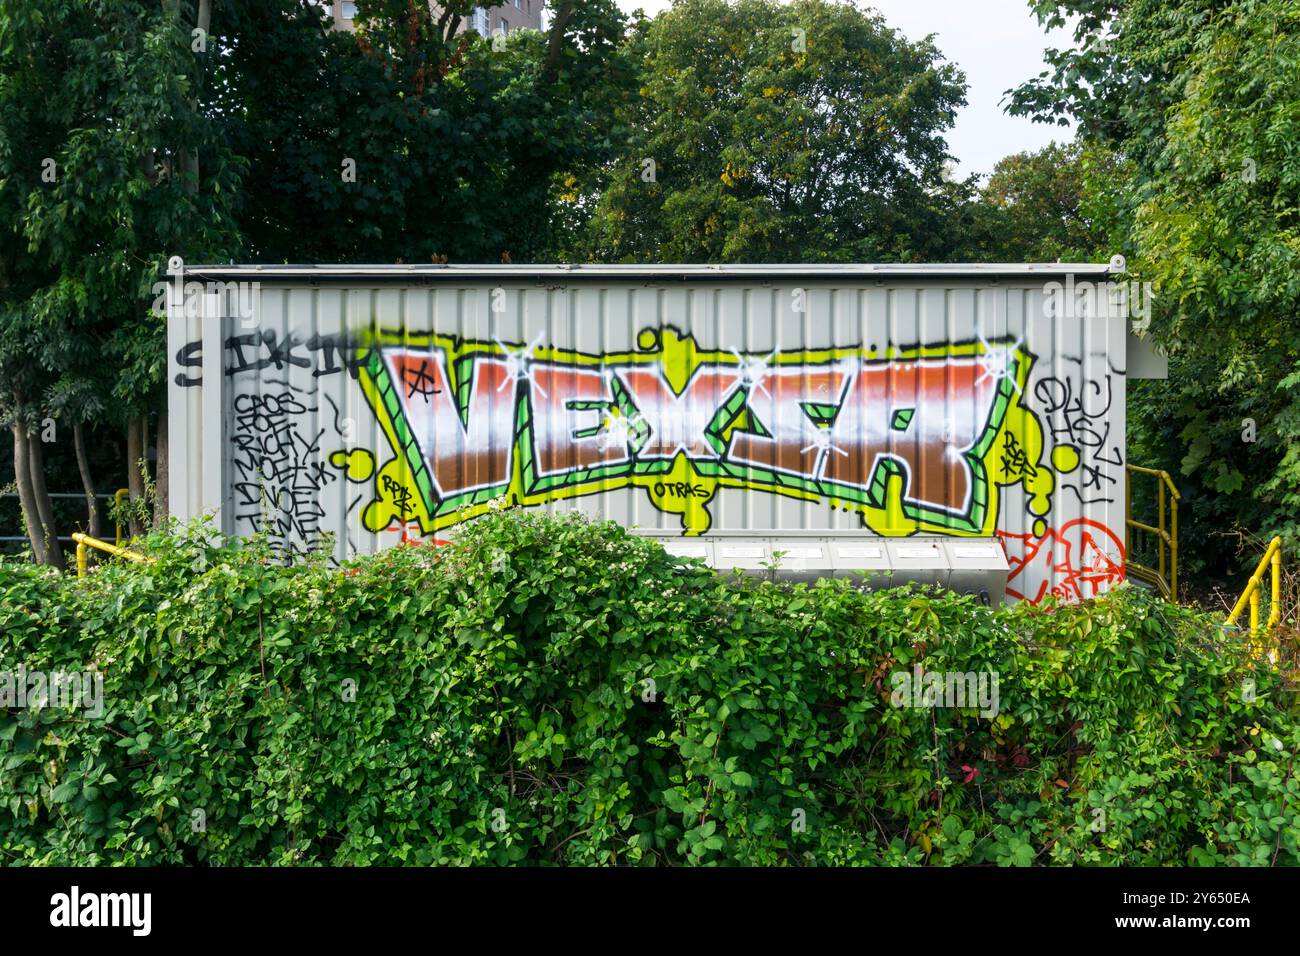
top-left (1125, 464), bottom-right (1180, 601)
top-left (1227, 536), bottom-right (1283, 648)
top-left (72, 532), bottom-right (147, 577)
top-left (114, 487), bottom-right (128, 546)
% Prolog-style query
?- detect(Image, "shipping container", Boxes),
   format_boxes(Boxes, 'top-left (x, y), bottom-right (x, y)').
top-left (165, 262), bottom-right (1148, 603)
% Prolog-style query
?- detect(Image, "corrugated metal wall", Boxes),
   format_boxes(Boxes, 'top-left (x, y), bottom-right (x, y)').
top-left (168, 274), bottom-right (1128, 603)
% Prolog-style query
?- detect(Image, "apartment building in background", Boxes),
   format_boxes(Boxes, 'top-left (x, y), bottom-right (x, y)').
top-left (327, 2), bottom-right (545, 36)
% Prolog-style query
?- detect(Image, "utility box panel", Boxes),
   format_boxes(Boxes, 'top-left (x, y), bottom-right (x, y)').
top-left (887, 539), bottom-right (951, 590)
top-left (830, 540), bottom-right (893, 588)
top-left (644, 532), bottom-right (1004, 600)
top-left (768, 540), bottom-right (831, 583)
top-left (712, 539), bottom-right (772, 574)
top-left (942, 539), bottom-right (1010, 605)
top-left (166, 262), bottom-right (1131, 604)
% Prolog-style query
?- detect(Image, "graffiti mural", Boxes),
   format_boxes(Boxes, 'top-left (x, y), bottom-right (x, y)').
top-left (326, 326), bottom-right (1071, 539)
top-left (998, 519), bottom-right (1126, 603)
top-left (174, 294), bottom-right (1129, 604)
top-left (1033, 366), bottom-right (1124, 507)
top-left (230, 392), bottom-right (336, 559)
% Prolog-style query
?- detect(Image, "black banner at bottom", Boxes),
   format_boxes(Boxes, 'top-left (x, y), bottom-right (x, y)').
top-left (0, 866), bottom-right (1283, 942)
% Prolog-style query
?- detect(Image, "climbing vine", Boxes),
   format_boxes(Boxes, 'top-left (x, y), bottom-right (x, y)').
top-left (1, 512), bottom-right (1296, 865)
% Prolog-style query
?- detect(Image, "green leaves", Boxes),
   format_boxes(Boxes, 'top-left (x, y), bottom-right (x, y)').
top-left (113, 732), bottom-right (153, 756)
top-left (49, 782), bottom-right (80, 805)
top-left (1, 512), bottom-right (1296, 866)
top-left (573, 0), bottom-right (969, 263)
top-left (1012, 1), bottom-right (1300, 575)
top-left (0, 0), bottom-right (246, 429)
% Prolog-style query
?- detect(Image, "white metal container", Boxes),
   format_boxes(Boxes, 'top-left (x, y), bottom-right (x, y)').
top-left (942, 539), bottom-right (1011, 604)
top-left (830, 540), bottom-right (893, 588)
top-left (166, 262), bottom-right (1134, 603)
top-left (887, 539), bottom-right (951, 590)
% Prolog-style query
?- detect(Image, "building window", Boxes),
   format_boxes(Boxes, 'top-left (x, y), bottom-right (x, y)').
top-left (471, 8), bottom-right (488, 35)
top-left (498, 19), bottom-right (508, 35)
top-left (341, 1), bottom-right (357, 20)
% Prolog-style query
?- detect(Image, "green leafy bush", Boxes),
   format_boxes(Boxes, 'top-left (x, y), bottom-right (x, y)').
top-left (1, 512), bottom-right (1296, 865)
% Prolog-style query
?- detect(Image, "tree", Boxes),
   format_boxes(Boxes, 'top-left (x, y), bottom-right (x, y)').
top-left (973, 140), bottom-right (1119, 263)
top-left (1010, 0), bottom-right (1300, 578)
top-left (571, 0), bottom-right (969, 263)
top-left (1130, 1), bottom-right (1300, 566)
top-left (219, 0), bottom-right (633, 264)
top-left (0, 0), bottom-right (244, 563)
top-left (2, 0), bottom-right (638, 565)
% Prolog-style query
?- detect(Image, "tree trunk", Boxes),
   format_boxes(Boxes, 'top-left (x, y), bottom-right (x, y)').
top-left (11, 420), bottom-right (47, 565)
top-left (181, 0), bottom-right (212, 189)
top-left (153, 401), bottom-right (169, 529)
top-left (127, 415), bottom-right (146, 538)
top-left (74, 422), bottom-right (103, 541)
top-left (542, 2), bottom-right (577, 85)
top-left (27, 428), bottom-right (65, 570)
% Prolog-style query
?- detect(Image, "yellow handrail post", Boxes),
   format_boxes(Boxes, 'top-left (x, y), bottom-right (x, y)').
top-left (1124, 466), bottom-right (1132, 560)
top-left (114, 488), bottom-right (129, 546)
top-left (1157, 480), bottom-right (1166, 584)
top-left (1227, 568), bottom-right (1254, 627)
top-left (71, 532), bottom-right (148, 577)
top-left (1268, 545), bottom-right (1282, 633)
top-left (1170, 493), bottom-right (1178, 603)
top-left (1227, 537), bottom-right (1283, 652)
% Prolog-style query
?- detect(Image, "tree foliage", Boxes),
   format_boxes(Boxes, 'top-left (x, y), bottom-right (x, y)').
top-left (221, 0), bottom-right (634, 263)
top-left (0, 0), bottom-right (635, 558)
top-left (0, 0), bottom-right (243, 422)
top-left (971, 140), bottom-right (1118, 263)
top-left (1013, 0), bottom-right (1300, 576)
top-left (571, 0), bottom-right (971, 263)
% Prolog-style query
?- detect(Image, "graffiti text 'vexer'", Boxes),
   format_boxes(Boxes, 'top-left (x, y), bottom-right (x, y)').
top-left (333, 327), bottom-right (1059, 537)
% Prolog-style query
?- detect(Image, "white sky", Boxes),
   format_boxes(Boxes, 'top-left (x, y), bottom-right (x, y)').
top-left (613, 0), bottom-right (1076, 179)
